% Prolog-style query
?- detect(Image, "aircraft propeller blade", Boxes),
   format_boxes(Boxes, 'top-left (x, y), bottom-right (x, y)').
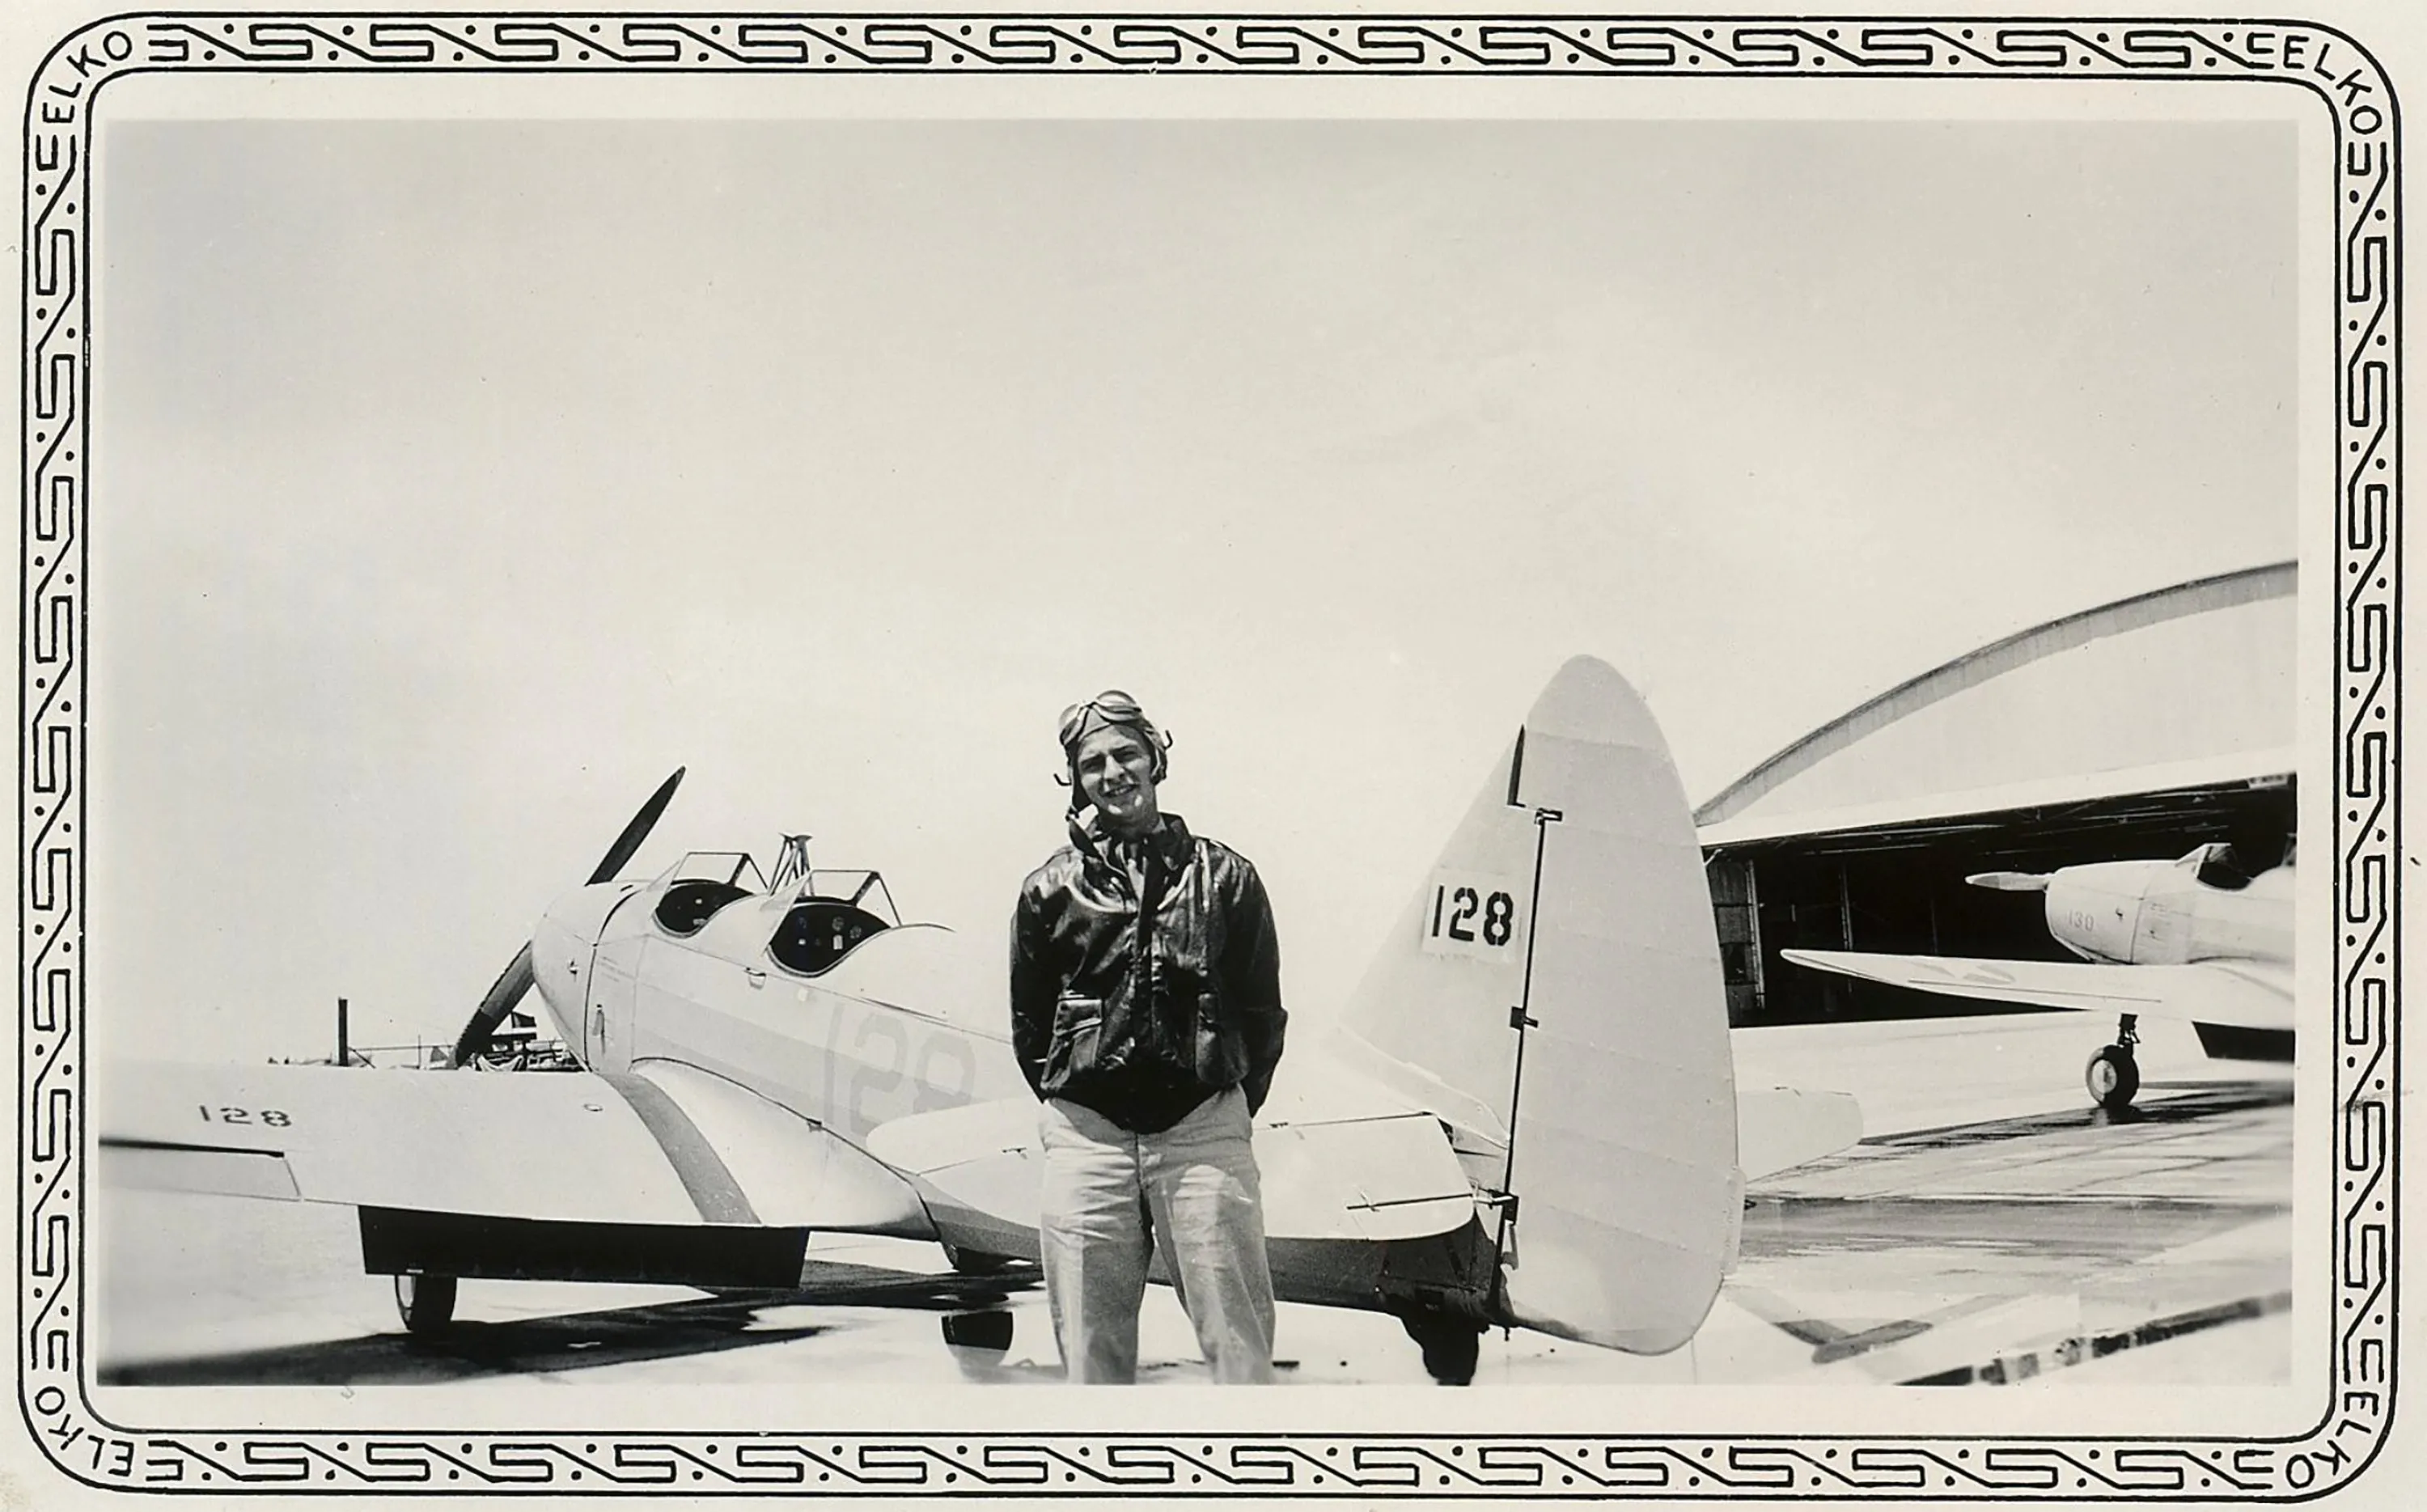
top-left (1966, 870), bottom-right (2051, 892)
top-left (450, 768), bottom-right (685, 1068)
top-left (451, 943), bottom-right (537, 1068)
top-left (585, 767), bottom-right (688, 885)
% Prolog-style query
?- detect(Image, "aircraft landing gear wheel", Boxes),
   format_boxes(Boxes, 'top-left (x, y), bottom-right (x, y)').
top-left (2086, 1045), bottom-right (2140, 1112)
top-left (395, 1273), bottom-right (458, 1337)
top-left (941, 1310), bottom-right (1015, 1352)
top-left (1400, 1311), bottom-right (1485, 1387)
top-left (943, 1243), bottom-right (1014, 1277)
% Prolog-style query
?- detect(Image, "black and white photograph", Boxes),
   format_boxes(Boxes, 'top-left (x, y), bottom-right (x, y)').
top-left (9, 2), bottom-right (2408, 1502)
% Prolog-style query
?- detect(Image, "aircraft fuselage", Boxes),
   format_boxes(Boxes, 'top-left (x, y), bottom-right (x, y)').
top-left (529, 879), bottom-right (1027, 1146)
top-left (2041, 854), bottom-right (2292, 968)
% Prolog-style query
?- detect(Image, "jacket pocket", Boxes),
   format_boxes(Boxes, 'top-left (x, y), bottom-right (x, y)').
top-left (1192, 990), bottom-right (1248, 1086)
top-left (1046, 995), bottom-right (1105, 1087)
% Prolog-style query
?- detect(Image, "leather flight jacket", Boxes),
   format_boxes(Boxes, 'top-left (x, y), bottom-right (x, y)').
top-left (1010, 812), bottom-right (1287, 1134)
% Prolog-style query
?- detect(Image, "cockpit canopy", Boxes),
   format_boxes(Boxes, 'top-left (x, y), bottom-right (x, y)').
top-left (653, 852), bottom-right (766, 937)
top-left (2188, 836), bottom-right (2293, 893)
top-left (769, 896), bottom-right (889, 976)
top-left (647, 847), bottom-right (900, 976)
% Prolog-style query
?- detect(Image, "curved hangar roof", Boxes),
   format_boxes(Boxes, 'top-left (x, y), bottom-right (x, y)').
top-left (1695, 562), bottom-right (2296, 848)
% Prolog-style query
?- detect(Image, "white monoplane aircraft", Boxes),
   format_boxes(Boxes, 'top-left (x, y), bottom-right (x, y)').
top-left (103, 657), bottom-right (1859, 1383)
top-left (1784, 844), bottom-right (2294, 1112)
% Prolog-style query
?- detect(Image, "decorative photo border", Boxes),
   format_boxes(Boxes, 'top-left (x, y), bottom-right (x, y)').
top-left (18, 10), bottom-right (2399, 1499)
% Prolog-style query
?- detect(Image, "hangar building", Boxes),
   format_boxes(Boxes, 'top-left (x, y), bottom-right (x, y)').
top-left (1695, 561), bottom-right (2296, 1027)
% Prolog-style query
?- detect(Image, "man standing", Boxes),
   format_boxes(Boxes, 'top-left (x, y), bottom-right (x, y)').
top-left (1010, 691), bottom-right (1287, 1383)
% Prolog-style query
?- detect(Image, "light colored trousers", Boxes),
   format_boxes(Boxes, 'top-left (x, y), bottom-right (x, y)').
top-left (1037, 1086), bottom-right (1277, 1384)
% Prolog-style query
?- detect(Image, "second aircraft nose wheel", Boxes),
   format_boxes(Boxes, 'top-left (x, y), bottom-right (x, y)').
top-left (2086, 1044), bottom-right (2140, 1112)
top-left (2086, 1013), bottom-right (2143, 1111)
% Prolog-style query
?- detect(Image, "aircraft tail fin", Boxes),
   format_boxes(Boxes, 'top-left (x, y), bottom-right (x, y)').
top-left (1333, 655), bottom-right (1739, 1353)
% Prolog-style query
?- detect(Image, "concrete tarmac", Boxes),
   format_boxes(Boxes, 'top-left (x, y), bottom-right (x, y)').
top-left (95, 1012), bottom-right (2292, 1387)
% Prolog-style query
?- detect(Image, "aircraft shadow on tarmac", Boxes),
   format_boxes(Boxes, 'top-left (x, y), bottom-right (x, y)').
top-left (1875, 1080), bottom-right (2294, 1143)
top-left (102, 1260), bottom-right (1039, 1387)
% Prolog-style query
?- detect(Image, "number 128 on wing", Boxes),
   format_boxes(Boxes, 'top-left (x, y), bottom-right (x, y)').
top-left (1422, 873), bottom-right (1524, 960)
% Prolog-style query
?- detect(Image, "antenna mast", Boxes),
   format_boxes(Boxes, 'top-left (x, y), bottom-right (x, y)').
top-left (769, 834), bottom-right (814, 893)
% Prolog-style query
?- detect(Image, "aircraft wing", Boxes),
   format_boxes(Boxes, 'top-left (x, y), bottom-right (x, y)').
top-left (100, 1057), bottom-right (932, 1235)
top-left (1780, 950), bottom-right (2291, 1031)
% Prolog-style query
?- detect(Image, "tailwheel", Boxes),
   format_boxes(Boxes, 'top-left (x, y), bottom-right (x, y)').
top-left (394, 1273), bottom-right (458, 1337)
top-left (1399, 1310), bottom-right (1485, 1387)
top-left (2085, 1044), bottom-right (2140, 1112)
top-left (941, 1310), bottom-right (1015, 1352)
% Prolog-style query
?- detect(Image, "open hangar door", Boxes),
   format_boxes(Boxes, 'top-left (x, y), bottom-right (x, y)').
top-left (1703, 778), bottom-right (2294, 1028)
top-left (1688, 563), bottom-right (2296, 1030)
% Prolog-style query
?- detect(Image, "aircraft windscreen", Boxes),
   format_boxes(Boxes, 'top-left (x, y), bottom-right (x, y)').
top-left (660, 851), bottom-right (768, 890)
top-left (799, 870), bottom-right (900, 927)
top-left (2191, 841), bottom-right (2261, 892)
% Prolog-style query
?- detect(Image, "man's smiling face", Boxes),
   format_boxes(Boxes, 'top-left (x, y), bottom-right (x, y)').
top-left (1073, 725), bottom-right (1162, 836)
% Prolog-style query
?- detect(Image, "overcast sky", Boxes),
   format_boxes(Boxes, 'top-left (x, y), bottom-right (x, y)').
top-left (89, 114), bottom-right (2298, 1062)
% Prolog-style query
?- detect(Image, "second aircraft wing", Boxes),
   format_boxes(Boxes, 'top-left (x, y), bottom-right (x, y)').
top-left (1781, 949), bottom-right (2292, 1031)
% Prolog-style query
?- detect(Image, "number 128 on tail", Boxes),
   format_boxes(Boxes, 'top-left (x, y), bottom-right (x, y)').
top-left (1423, 873), bottom-right (1523, 961)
